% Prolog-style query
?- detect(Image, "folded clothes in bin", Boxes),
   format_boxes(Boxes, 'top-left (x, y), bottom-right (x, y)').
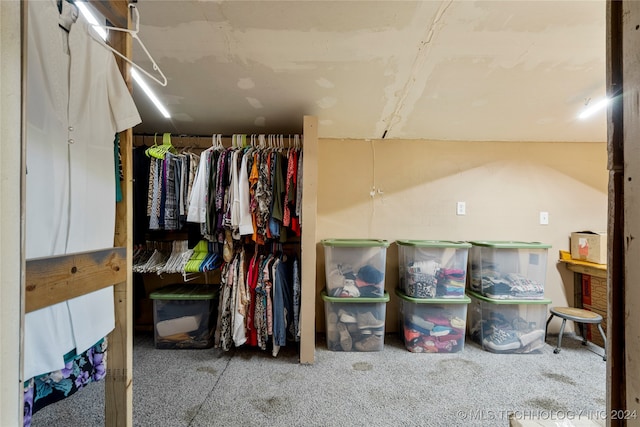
top-left (327, 264), bottom-right (386, 298)
top-left (322, 239), bottom-right (389, 298)
top-left (156, 315), bottom-right (203, 337)
top-left (396, 289), bottom-right (470, 353)
top-left (397, 240), bottom-right (470, 299)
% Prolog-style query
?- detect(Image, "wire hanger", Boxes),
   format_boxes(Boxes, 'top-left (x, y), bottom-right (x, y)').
top-left (88, 3), bottom-right (168, 87)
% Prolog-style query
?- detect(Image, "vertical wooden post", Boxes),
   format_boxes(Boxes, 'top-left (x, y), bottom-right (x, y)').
top-left (606, 0), bottom-right (625, 424)
top-left (106, 2), bottom-right (133, 425)
top-left (300, 116), bottom-right (318, 364)
top-left (612, 0), bottom-right (640, 420)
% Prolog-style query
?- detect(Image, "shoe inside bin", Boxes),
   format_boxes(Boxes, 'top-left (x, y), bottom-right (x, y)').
top-left (322, 290), bottom-right (389, 352)
top-left (467, 290), bottom-right (551, 354)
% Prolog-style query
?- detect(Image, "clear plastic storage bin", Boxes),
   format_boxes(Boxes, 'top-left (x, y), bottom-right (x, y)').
top-left (467, 290), bottom-right (551, 354)
top-left (150, 284), bottom-right (218, 349)
top-left (396, 288), bottom-right (470, 353)
top-left (322, 239), bottom-right (389, 298)
top-left (397, 240), bottom-right (471, 299)
top-left (468, 241), bottom-right (551, 300)
top-left (322, 290), bottom-right (389, 352)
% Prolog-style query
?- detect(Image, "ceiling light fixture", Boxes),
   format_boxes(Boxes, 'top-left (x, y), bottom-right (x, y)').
top-left (75, 2), bottom-right (107, 39)
top-left (578, 97), bottom-right (611, 120)
top-left (131, 68), bottom-right (171, 118)
top-left (77, 2), bottom-right (171, 119)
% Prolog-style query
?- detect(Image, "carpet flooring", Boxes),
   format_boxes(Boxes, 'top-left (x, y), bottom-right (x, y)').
top-left (30, 330), bottom-right (606, 427)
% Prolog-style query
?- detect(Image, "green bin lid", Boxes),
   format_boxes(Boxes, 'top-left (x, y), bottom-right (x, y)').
top-left (396, 239), bottom-right (471, 248)
top-left (321, 290), bottom-right (390, 303)
top-left (321, 239), bottom-right (390, 248)
top-left (468, 241), bottom-right (551, 249)
top-left (467, 290), bottom-right (551, 305)
top-left (394, 288), bottom-right (470, 304)
top-left (150, 284), bottom-right (218, 300)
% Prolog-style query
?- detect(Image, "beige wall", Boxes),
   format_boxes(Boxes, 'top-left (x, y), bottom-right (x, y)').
top-left (315, 138), bottom-right (608, 335)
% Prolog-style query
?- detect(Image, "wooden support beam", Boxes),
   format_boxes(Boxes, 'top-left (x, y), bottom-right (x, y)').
top-left (106, 128), bottom-right (133, 427)
top-left (104, 281), bottom-right (132, 427)
top-left (88, 0), bottom-right (128, 28)
top-left (25, 248), bottom-right (126, 313)
top-left (606, 0), bottom-right (629, 423)
top-left (106, 1), bottom-right (134, 423)
top-left (300, 115), bottom-right (318, 365)
top-left (614, 0), bottom-right (640, 420)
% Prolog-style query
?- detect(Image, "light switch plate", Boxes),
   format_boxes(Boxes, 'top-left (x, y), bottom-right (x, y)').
top-left (540, 211), bottom-right (549, 225)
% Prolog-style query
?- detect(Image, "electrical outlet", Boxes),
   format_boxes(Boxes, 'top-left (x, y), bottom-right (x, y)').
top-left (456, 202), bottom-right (466, 216)
top-left (539, 211), bottom-right (549, 225)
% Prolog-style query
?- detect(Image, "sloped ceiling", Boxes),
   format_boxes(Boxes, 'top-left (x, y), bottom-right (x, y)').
top-left (129, 0), bottom-right (607, 141)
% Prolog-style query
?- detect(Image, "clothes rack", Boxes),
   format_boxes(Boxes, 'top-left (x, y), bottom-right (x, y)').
top-left (23, 2), bottom-right (318, 424)
top-left (133, 125), bottom-right (318, 367)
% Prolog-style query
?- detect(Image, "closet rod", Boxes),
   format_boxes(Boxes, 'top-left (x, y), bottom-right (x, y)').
top-left (133, 134), bottom-right (303, 149)
top-left (134, 133), bottom-right (303, 139)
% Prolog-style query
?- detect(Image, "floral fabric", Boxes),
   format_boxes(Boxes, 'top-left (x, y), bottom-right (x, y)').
top-left (23, 339), bottom-right (107, 427)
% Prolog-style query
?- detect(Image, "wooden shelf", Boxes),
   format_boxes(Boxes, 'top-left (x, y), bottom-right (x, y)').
top-left (558, 250), bottom-right (607, 279)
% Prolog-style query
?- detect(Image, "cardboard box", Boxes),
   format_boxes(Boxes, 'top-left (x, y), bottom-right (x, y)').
top-left (581, 274), bottom-right (607, 312)
top-left (570, 231), bottom-right (607, 264)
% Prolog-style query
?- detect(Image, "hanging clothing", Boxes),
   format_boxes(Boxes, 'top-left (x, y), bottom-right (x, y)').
top-left (133, 147), bottom-right (151, 246)
top-left (231, 249), bottom-right (248, 347)
top-left (26, 0), bottom-right (141, 257)
top-left (186, 149), bottom-right (211, 224)
top-left (292, 256), bottom-right (301, 342)
top-left (237, 150), bottom-right (255, 236)
top-left (148, 158), bottom-right (163, 230)
top-left (296, 151), bottom-right (303, 225)
top-left (24, 0), bottom-right (141, 380)
top-left (186, 142), bottom-right (302, 245)
top-left (215, 248), bottom-right (300, 356)
top-left (245, 253), bottom-right (260, 347)
top-left (146, 150), bottom-right (199, 232)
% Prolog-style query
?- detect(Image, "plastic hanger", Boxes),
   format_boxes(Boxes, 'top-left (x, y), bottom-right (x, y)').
top-left (144, 133), bottom-right (159, 158)
top-left (210, 134), bottom-right (223, 150)
top-left (88, 3), bottom-right (168, 87)
top-left (146, 132), bottom-right (176, 159)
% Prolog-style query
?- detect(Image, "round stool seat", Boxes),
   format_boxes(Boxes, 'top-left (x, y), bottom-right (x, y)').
top-left (550, 307), bottom-right (603, 324)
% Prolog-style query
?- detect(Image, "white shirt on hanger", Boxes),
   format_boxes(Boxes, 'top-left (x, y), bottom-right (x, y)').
top-left (186, 147), bottom-right (212, 223)
top-left (24, 0), bottom-right (141, 379)
top-left (238, 150), bottom-right (255, 236)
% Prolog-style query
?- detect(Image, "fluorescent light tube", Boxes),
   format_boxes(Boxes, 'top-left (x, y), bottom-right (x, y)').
top-left (131, 69), bottom-right (171, 118)
top-left (77, 2), bottom-right (171, 119)
top-left (578, 97), bottom-right (611, 120)
top-left (76, 2), bottom-right (107, 40)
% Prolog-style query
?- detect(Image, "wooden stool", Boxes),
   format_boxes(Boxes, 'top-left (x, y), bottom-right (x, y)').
top-left (545, 307), bottom-right (606, 361)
